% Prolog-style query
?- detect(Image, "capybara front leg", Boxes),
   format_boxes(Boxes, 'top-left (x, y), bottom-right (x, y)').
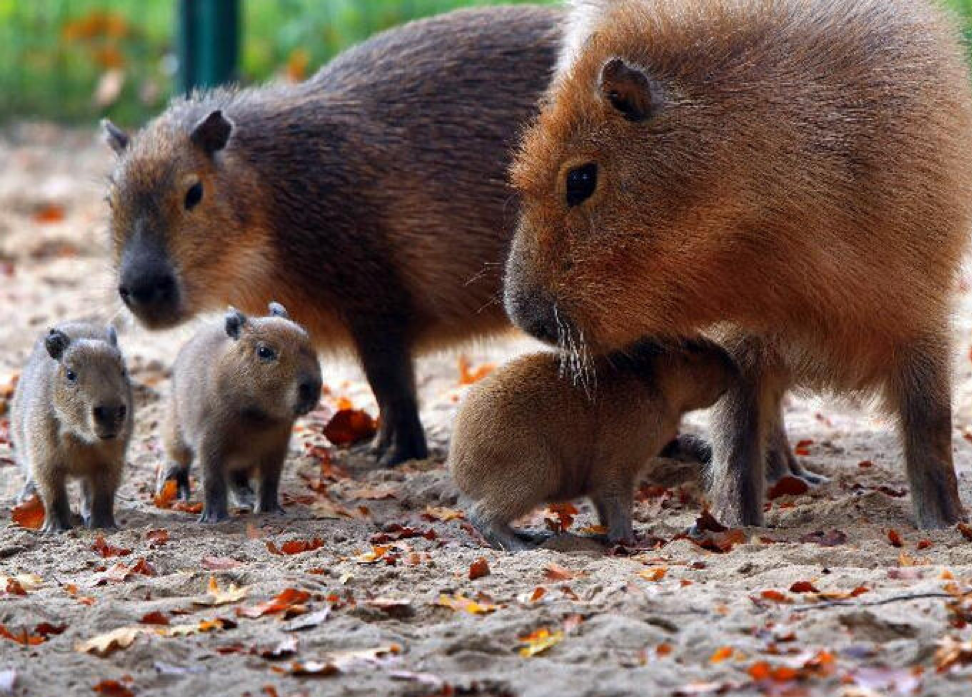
top-left (354, 329), bottom-right (428, 466)
top-left (889, 338), bottom-right (966, 528)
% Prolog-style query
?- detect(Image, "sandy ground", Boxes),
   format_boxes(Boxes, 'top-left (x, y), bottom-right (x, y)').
top-left (2, 123), bottom-right (972, 697)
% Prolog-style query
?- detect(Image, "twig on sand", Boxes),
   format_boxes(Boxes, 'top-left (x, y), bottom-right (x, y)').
top-left (793, 592), bottom-right (954, 612)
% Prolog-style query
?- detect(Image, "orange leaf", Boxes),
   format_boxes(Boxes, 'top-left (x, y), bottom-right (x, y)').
top-left (710, 646), bottom-right (733, 663)
top-left (139, 611), bottom-right (169, 626)
top-left (92, 535), bottom-right (131, 558)
top-left (469, 558), bottom-right (490, 580)
top-left (544, 503), bottom-right (578, 533)
top-left (92, 680), bottom-right (134, 697)
top-left (767, 476), bottom-right (809, 500)
top-left (33, 204), bottom-right (65, 225)
top-left (236, 588), bottom-right (310, 619)
top-left (146, 529), bottom-right (169, 547)
top-left (544, 563), bottom-right (578, 581)
top-left (793, 439), bottom-right (813, 456)
top-left (759, 589), bottom-right (791, 604)
top-left (639, 567), bottom-right (668, 582)
top-left (887, 528), bottom-right (904, 547)
top-left (657, 643), bottom-right (673, 657)
top-left (0, 624), bottom-right (45, 646)
top-left (153, 480), bottom-right (177, 509)
top-left (12, 495), bottom-right (44, 529)
top-left (917, 539), bottom-right (933, 551)
top-left (323, 409), bottom-right (377, 446)
top-left (267, 538), bottom-right (324, 556)
top-left (458, 355), bottom-right (495, 385)
top-left (789, 581), bottom-right (820, 593)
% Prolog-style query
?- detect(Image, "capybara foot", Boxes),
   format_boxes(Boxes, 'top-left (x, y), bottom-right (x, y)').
top-left (41, 516), bottom-right (72, 534)
top-left (199, 505), bottom-right (230, 524)
top-left (378, 425), bottom-right (429, 467)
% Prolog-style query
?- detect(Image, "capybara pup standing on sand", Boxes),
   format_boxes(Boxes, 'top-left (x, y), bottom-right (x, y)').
top-left (162, 302), bottom-right (321, 523)
top-left (450, 339), bottom-right (735, 550)
top-left (102, 6), bottom-right (560, 467)
top-left (505, 0), bottom-right (972, 528)
top-left (12, 322), bottom-right (133, 532)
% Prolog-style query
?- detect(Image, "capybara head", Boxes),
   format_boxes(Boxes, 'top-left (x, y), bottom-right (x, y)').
top-left (103, 110), bottom-right (271, 329)
top-left (219, 302), bottom-right (322, 419)
top-left (45, 327), bottom-right (132, 442)
top-left (655, 338), bottom-right (737, 413)
top-left (506, 0), bottom-right (736, 352)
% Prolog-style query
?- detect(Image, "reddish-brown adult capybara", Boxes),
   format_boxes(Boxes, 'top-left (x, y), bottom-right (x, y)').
top-left (102, 6), bottom-right (560, 467)
top-left (505, 0), bottom-right (972, 529)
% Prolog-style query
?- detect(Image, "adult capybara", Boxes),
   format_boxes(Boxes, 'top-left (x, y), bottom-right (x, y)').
top-left (102, 6), bottom-right (560, 466)
top-left (12, 322), bottom-right (134, 532)
top-left (450, 338), bottom-right (735, 550)
top-left (505, 0), bottom-right (972, 529)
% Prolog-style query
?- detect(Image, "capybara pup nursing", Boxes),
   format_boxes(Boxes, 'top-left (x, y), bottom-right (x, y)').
top-left (161, 303), bottom-right (321, 523)
top-left (12, 322), bottom-right (133, 532)
top-left (102, 6), bottom-right (560, 467)
top-left (506, 0), bottom-right (972, 528)
top-left (450, 339), bottom-right (735, 550)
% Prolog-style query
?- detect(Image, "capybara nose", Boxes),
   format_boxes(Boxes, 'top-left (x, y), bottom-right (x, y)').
top-left (93, 404), bottom-right (125, 437)
top-left (119, 270), bottom-right (176, 309)
top-left (296, 378), bottom-right (322, 414)
top-left (504, 286), bottom-right (560, 344)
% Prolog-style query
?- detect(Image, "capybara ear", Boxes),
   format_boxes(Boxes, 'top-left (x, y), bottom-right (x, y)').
top-left (224, 307), bottom-right (248, 340)
top-left (190, 110), bottom-right (233, 155)
top-left (45, 329), bottom-right (71, 361)
top-left (268, 302), bottom-right (290, 319)
top-left (599, 58), bottom-right (662, 122)
top-left (101, 119), bottom-right (130, 155)
top-left (106, 325), bottom-right (118, 347)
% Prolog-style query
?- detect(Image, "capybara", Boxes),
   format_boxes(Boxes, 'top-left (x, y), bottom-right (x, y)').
top-left (161, 302), bottom-right (322, 523)
top-left (450, 338), bottom-right (735, 550)
top-left (505, 0), bottom-right (972, 528)
top-left (12, 322), bottom-right (133, 532)
top-left (102, 6), bottom-right (560, 467)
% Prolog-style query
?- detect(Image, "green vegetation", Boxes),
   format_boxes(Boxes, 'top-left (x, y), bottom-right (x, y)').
top-left (0, 0), bottom-right (969, 125)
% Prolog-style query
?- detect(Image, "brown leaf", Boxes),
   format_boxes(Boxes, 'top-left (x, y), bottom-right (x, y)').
top-left (469, 558), bottom-right (490, 580)
top-left (34, 622), bottom-right (67, 638)
top-left (544, 563), bottom-right (579, 581)
top-left (759, 589), bottom-right (791, 604)
top-left (153, 480), bottom-right (178, 509)
top-left (12, 495), bottom-right (44, 530)
top-left (139, 611), bottom-right (169, 626)
top-left (146, 529), bottom-right (169, 547)
top-left (267, 538), bottom-right (324, 555)
top-left (694, 509), bottom-right (728, 533)
top-left (260, 636), bottom-right (299, 661)
top-left (92, 680), bottom-right (134, 697)
top-left (798, 530), bottom-right (848, 547)
top-left (92, 535), bottom-right (131, 558)
top-left (323, 409), bottom-right (377, 446)
top-left (32, 204), bottom-right (65, 225)
top-left (0, 625), bottom-right (45, 646)
top-left (767, 476), bottom-right (810, 500)
top-left (789, 581), bottom-right (820, 593)
top-left (958, 523), bottom-right (972, 542)
top-left (236, 588), bottom-right (310, 619)
top-left (544, 503), bottom-right (578, 533)
top-left (887, 528), bottom-right (904, 548)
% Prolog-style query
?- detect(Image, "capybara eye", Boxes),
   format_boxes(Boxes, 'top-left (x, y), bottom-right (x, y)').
top-left (184, 181), bottom-right (204, 210)
top-left (65, 369), bottom-right (78, 384)
top-left (257, 344), bottom-right (277, 362)
top-left (566, 163), bottom-right (598, 208)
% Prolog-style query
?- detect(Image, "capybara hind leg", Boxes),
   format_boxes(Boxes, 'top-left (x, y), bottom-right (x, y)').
top-left (660, 434), bottom-right (713, 466)
top-left (889, 338), bottom-right (966, 528)
top-left (709, 340), bottom-right (776, 528)
top-left (592, 488), bottom-right (635, 545)
top-left (354, 330), bottom-right (428, 466)
top-left (468, 506), bottom-right (533, 552)
top-left (255, 455), bottom-right (285, 515)
top-left (765, 404), bottom-right (827, 485)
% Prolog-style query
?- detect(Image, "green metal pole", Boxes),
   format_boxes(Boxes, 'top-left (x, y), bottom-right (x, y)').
top-left (178, 0), bottom-right (240, 94)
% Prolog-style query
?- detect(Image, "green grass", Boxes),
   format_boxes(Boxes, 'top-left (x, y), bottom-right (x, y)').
top-left (0, 0), bottom-right (969, 125)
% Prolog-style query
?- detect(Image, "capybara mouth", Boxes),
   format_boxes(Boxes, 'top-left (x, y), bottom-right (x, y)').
top-left (124, 302), bottom-right (188, 330)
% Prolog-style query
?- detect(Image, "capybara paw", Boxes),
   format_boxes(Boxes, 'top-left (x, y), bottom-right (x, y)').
top-left (230, 483), bottom-right (257, 510)
top-left (198, 507), bottom-right (230, 524)
top-left (913, 497), bottom-right (967, 530)
top-left (378, 431), bottom-right (429, 467)
top-left (87, 515), bottom-right (118, 531)
top-left (41, 517), bottom-right (72, 534)
top-left (254, 501), bottom-right (285, 516)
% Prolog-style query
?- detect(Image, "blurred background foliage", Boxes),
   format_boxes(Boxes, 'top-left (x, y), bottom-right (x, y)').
top-left (0, 0), bottom-right (969, 125)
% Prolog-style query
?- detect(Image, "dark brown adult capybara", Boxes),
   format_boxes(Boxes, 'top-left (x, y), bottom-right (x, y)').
top-left (505, 0), bottom-right (972, 529)
top-left (102, 6), bottom-right (560, 466)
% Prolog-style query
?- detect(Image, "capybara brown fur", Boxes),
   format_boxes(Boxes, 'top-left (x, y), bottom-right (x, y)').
top-left (102, 6), bottom-right (561, 467)
top-left (11, 322), bottom-right (133, 532)
top-left (161, 303), bottom-right (322, 523)
top-left (450, 339), bottom-right (735, 550)
top-left (505, 0), bottom-right (972, 529)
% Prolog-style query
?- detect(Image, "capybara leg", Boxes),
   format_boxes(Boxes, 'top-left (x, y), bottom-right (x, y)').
top-left (593, 490), bottom-right (635, 545)
top-left (468, 506), bottom-right (533, 552)
top-left (355, 331), bottom-right (428, 466)
top-left (765, 403), bottom-right (827, 485)
top-left (80, 479), bottom-right (92, 525)
top-left (255, 457), bottom-right (285, 515)
top-left (889, 338), bottom-right (966, 529)
top-left (709, 341), bottom-right (776, 528)
top-left (38, 470), bottom-right (72, 533)
top-left (87, 476), bottom-right (118, 530)
top-left (199, 446), bottom-right (230, 524)
top-left (17, 478), bottom-right (37, 504)
top-left (230, 470), bottom-right (256, 510)
top-left (659, 434), bottom-right (713, 465)
top-left (160, 417), bottom-right (193, 500)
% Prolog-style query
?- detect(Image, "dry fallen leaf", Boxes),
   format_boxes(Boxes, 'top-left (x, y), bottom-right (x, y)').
top-left (273, 644), bottom-right (402, 676)
top-left (0, 625), bottom-right (46, 646)
top-left (639, 567), bottom-right (668, 583)
top-left (139, 611), bottom-right (169, 626)
top-left (422, 506), bottom-right (464, 522)
top-left (469, 558), bottom-right (490, 580)
top-left (887, 528), bottom-right (904, 548)
top-left (146, 529), bottom-right (169, 547)
top-left (323, 409), bottom-right (377, 446)
top-left (75, 626), bottom-right (143, 656)
top-left (758, 589), bottom-right (792, 604)
top-left (544, 563), bottom-right (579, 581)
top-left (201, 556), bottom-right (243, 571)
top-left (518, 628), bottom-right (564, 657)
top-left (767, 476), bottom-right (810, 500)
top-left (237, 588), bottom-right (310, 619)
top-left (92, 535), bottom-right (131, 558)
top-left (544, 503), bottom-right (578, 533)
top-left (957, 523), bottom-right (972, 542)
top-left (354, 546), bottom-right (390, 564)
top-left (267, 538), bottom-right (324, 555)
top-left (935, 636), bottom-right (972, 672)
top-left (458, 355), bottom-right (495, 385)
top-left (2, 574), bottom-right (42, 595)
top-left (710, 646), bottom-right (734, 664)
top-left (194, 576), bottom-right (248, 607)
top-left (11, 495), bottom-right (44, 530)
top-left (789, 581), bottom-right (820, 594)
top-left (436, 594), bottom-right (500, 615)
top-left (92, 679), bottom-right (134, 697)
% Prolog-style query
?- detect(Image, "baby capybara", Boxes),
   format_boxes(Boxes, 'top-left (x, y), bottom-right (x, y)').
top-left (12, 322), bottom-right (133, 532)
top-left (505, 0), bottom-right (972, 529)
top-left (161, 303), bottom-right (322, 523)
top-left (102, 6), bottom-right (560, 467)
top-left (450, 339), bottom-right (735, 550)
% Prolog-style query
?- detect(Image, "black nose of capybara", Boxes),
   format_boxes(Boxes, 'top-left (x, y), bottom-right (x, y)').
top-left (296, 377), bottom-right (322, 415)
top-left (118, 235), bottom-right (181, 326)
top-left (504, 285), bottom-right (560, 345)
top-left (93, 403), bottom-right (126, 438)
top-left (118, 269), bottom-right (177, 311)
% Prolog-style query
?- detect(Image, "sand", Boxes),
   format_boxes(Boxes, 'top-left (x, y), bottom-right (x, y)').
top-left (1, 123), bottom-right (971, 696)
